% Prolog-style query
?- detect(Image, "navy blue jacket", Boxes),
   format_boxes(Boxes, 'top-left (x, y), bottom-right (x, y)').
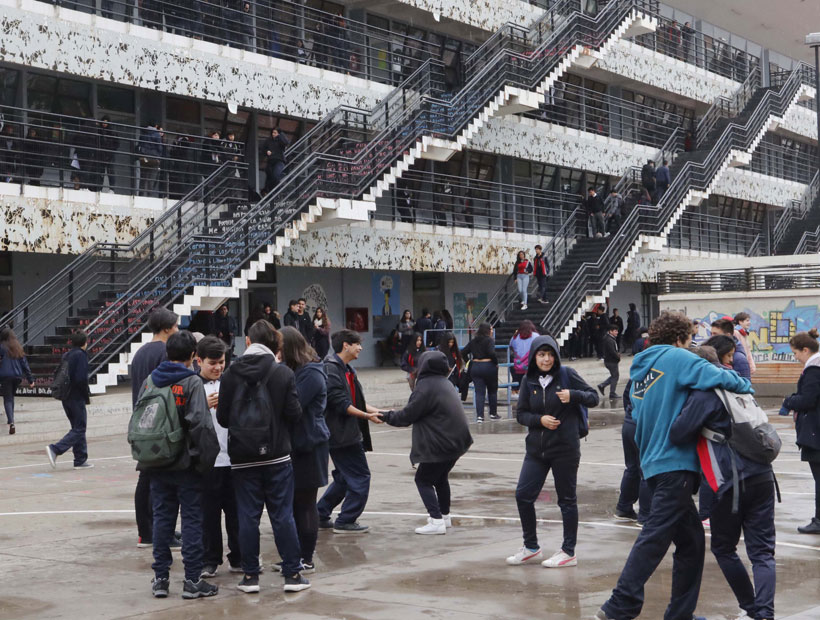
top-left (670, 389), bottom-right (772, 499)
top-left (291, 362), bottom-right (330, 454)
top-left (784, 365), bottom-right (820, 452)
top-left (0, 345), bottom-right (33, 383)
top-left (64, 347), bottom-right (90, 402)
top-left (731, 336), bottom-right (751, 379)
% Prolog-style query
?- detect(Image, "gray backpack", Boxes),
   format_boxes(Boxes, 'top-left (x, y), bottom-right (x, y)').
top-left (711, 389), bottom-right (782, 464)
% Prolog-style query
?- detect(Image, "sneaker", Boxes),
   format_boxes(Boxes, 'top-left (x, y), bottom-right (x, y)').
top-left (476, 417), bottom-right (484, 424)
top-left (597, 384), bottom-right (605, 396)
top-left (200, 565), bottom-right (218, 578)
top-left (229, 564), bottom-right (244, 573)
top-left (236, 575), bottom-right (259, 593)
top-left (151, 576), bottom-right (169, 598)
top-left (74, 462), bottom-right (94, 469)
top-left (542, 549), bottom-right (577, 568)
top-left (318, 517), bottom-right (334, 529)
top-left (46, 445), bottom-right (57, 469)
top-left (702, 519), bottom-right (711, 529)
top-left (489, 413), bottom-right (501, 420)
top-left (137, 536), bottom-right (152, 548)
top-left (300, 561), bottom-right (316, 574)
top-left (415, 518), bottom-right (446, 535)
top-left (594, 610), bottom-right (614, 620)
top-left (9, 423), bottom-right (14, 435)
top-left (505, 546), bottom-right (542, 565)
top-left (181, 579), bottom-right (218, 599)
top-left (614, 509), bottom-right (638, 522)
top-left (333, 522), bottom-right (369, 534)
top-left (636, 519), bottom-right (647, 528)
top-left (272, 560), bottom-right (308, 573)
top-left (442, 514), bottom-right (453, 528)
top-left (283, 573), bottom-right (311, 592)
top-left (521, 304), bottom-right (528, 310)
top-left (797, 517), bottom-right (820, 534)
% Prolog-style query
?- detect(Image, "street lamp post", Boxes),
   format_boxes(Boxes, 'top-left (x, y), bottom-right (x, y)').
top-left (807, 33), bottom-right (820, 184)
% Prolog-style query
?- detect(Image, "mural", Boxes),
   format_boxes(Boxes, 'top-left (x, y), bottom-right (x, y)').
top-left (453, 292), bottom-right (488, 330)
top-left (371, 273), bottom-right (399, 317)
top-left (693, 300), bottom-right (820, 363)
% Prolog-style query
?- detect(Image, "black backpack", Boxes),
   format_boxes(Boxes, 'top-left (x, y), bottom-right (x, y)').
top-left (227, 369), bottom-right (276, 465)
top-left (50, 357), bottom-right (71, 401)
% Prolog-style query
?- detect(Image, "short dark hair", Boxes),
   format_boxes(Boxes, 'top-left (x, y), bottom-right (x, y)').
top-left (248, 320), bottom-right (281, 354)
top-left (288, 299), bottom-right (298, 308)
top-left (166, 330), bottom-right (197, 362)
top-left (69, 330), bottom-right (87, 348)
top-left (534, 244), bottom-right (542, 251)
top-left (710, 318), bottom-right (735, 335)
top-left (648, 311), bottom-right (693, 346)
top-left (146, 308), bottom-right (179, 334)
top-left (608, 324), bottom-right (619, 332)
top-left (297, 297), bottom-right (306, 304)
top-left (662, 159), bottom-right (668, 165)
top-left (588, 187), bottom-right (595, 192)
top-left (733, 312), bottom-right (750, 324)
top-left (332, 329), bottom-right (361, 353)
top-left (422, 308), bottom-right (430, 317)
top-left (702, 335), bottom-right (736, 360)
top-left (196, 335), bottom-right (226, 360)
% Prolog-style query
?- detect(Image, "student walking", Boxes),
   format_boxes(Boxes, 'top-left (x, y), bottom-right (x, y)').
top-left (782, 328), bottom-right (820, 535)
top-left (46, 330), bottom-right (93, 469)
top-left (397, 310), bottom-right (415, 352)
top-left (506, 335), bottom-right (598, 568)
top-left (216, 320), bottom-right (310, 593)
top-left (0, 327), bottom-right (34, 435)
top-left (437, 331), bottom-right (463, 389)
top-left (533, 244), bottom-right (550, 304)
top-left (710, 318), bottom-right (751, 379)
top-left (461, 323), bottom-right (500, 422)
top-left (614, 379), bottom-right (651, 524)
top-left (130, 331), bottom-right (220, 600)
top-left (317, 330), bottom-right (384, 534)
top-left (512, 250), bottom-right (533, 310)
top-left (597, 325), bottom-right (621, 399)
top-left (401, 333), bottom-right (425, 389)
top-left (597, 311), bottom-right (753, 620)
top-left (624, 303), bottom-right (641, 353)
top-left (381, 351), bottom-right (473, 535)
top-left (130, 308), bottom-right (179, 549)
top-left (510, 320), bottom-right (538, 393)
top-left (584, 187), bottom-right (606, 238)
top-left (670, 345), bottom-right (776, 620)
top-left (279, 326), bottom-right (331, 574)
top-left (195, 337), bottom-right (242, 579)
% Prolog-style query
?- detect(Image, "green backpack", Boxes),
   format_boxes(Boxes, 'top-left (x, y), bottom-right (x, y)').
top-left (127, 376), bottom-right (185, 467)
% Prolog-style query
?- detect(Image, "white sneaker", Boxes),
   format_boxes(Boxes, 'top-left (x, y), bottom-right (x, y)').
top-left (46, 445), bottom-right (57, 469)
top-left (415, 518), bottom-right (446, 535)
top-left (542, 549), bottom-right (577, 568)
top-left (521, 304), bottom-right (528, 310)
top-left (442, 514), bottom-right (452, 528)
top-left (702, 518), bottom-right (711, 529)
top-left (505, 546), bottom-right (542, 565)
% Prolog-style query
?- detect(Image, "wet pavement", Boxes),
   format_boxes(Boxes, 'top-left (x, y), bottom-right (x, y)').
top-left (1, 391), bottom-right (818, 618)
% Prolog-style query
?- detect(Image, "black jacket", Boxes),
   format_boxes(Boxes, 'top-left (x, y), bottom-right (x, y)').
top-left (216, 348), bottom-right (302, 466)
top-left (610, 315), bottom-right (624, 335)
top-left (783, 365), bottom-right (820, 452)
top-left (533, 253), bottom-right (550, 277)
top-left (383, 351), bottom-right (473, 464)
top-left (291, 362), bottom-right (331, 454)
top-left (283, 309), bottom-right (300, 329)
top-left (324, 352), bottom-right (373, 451)
top-left (626, 309), bottom-right (641, 332)
top-left (602, 333), bottom-right (621, 364)
top-left (262, 133), bottom-right (290, 164)
top-left (584, 194), bottom-right (605, 214)
top-left (462, 335), bottom-right (498, 365)
top-left (64, 347), bottom-right (90, 402)
top-left (414, 316), bottom-right (433, 335)
top-left (516, 335), bottom-right (599, 458)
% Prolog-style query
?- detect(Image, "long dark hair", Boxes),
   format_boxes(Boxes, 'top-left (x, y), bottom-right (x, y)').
top-left (280, 326), bottom-right (319, 370)
top-left (312, 307), bottom-right (330, 329)
top-left (409, 332), bottom-right (425, 354)
top-left (438, 331), bottom-right (460, 357)
top-left (476, 322), bottom-right (493, 338)
top-left (516, 320), bottom-right (536, 340)
top-left (0, 327), bottom-right (24, 359)
top-left (401, 309), bottom-right (412, 322)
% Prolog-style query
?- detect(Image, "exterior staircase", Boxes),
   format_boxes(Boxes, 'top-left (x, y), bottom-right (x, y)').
top-left (2, 0), bottom-right (660, 393)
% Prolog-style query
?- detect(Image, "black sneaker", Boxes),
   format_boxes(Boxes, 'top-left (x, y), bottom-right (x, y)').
top-left (597, 384), bottom-right (605, 396)
top-left (476, 417), bottom-right (484, 424)
top-left (200, 565), bottom-right (218, 578)
top-left (300, 561), bottom-right (316, 574)
top-left (318, 517), bottom-right (334, 529)
top-left (152, 576), bottom-right (169, 598)
top-left (798, 517), bottom-right (820, 534)
top-left (229, 564), bottom-right (244, 573)
top-left (181, 579), bottom-right (218, 599)
top-left (237, 575), bottom-right (259, 593)
top-left (273, 560), bottom-right (315, 574)
top-left (137, 536), bottom-right (152, 548)
top-left (283, 573), bottom-right (311, 592)
top-left (489, 413), bottom-right (501, 420)
top-left (333, 521), bottom-right (369, 534)
top-left (614, 509), bottom-right (638, 522)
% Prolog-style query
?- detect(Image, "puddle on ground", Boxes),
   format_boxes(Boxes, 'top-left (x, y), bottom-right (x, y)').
top-left (449, 471), bottom-right (497, 480)
top-left (82, 519), bottom-right (134, 529)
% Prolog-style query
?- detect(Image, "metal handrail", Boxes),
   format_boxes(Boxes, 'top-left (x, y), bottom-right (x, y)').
top-left (696, 66), bottom-right (761, 147)
top-left (772, 170), bottom-right (820, 250)
top-left (659, 263), bottom-right (820, 294)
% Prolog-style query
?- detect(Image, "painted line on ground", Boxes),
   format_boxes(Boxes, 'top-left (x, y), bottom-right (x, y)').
top-left (0, 508), bottom-right (817, 552)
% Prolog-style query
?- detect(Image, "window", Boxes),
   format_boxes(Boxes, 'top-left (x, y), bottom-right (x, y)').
top-left (97, 85), bottom-right (135, 116)
top-left (467, 151), bottom-right (496, 181)
top-left (27, 74), bottom-right (91, 117)
top-left (165, 96), bottom-right (202, 135)
top-left (0, 68), bottom-right (19, 107)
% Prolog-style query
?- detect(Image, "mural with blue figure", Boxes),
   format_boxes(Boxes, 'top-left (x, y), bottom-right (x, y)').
top-left (693, 300), bottom-right (820, 364)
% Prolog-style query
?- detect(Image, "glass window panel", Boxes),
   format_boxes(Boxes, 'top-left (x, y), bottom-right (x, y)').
top-left (97, 85), bottom-right (135, 115)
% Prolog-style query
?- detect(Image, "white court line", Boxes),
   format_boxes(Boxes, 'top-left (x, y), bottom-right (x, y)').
top-left (0, 455), bottom-right (132, 471)
top-left (0, 508), bottom-right (817, 552)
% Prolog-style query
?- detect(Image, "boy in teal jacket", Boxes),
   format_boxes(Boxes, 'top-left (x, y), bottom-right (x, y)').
top-left (597, 312), bottom-right (752, 620)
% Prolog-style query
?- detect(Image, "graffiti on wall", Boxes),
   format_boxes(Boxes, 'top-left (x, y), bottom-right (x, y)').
top-left (693, 300), bottom-right (820, 363)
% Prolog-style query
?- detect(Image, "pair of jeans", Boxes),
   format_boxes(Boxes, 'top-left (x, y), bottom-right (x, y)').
top-left (0, 377), bottom-right (19, 425)
top-left (710, 480), bottom-right (776, 620)
top-left (602, 470), bottom-right (705, 620)
top-left (317, 443), bottom-right (371, 525)
top-left (470, 361), bottom-right (498, 420)
top-left (516, 273), bottom-right (530, 305)
top-left (264, 161), bottom-right (285, 193)
top-left (515, 452), bottom-right (579, 555)
top-left (233, 463), bottom-right (302, 577)
top-left (50, 398), bottom-right (87, 466)
top-left (135, 470), bottom-right (153, 541)
top-left (601, 362), bottom-right (620, 397)
top-left (590, 211), bottom-right (605, 236)
top-left (536, 274), bottom-right (548, 302)
top-left (202, 466), bottom-right (241, 568)
top-left (616, 421), bottom-right (651, 520)
top-left (415, 460), bottom-right (457, 519)
top-left (150, 469), bottom-right (204, 581)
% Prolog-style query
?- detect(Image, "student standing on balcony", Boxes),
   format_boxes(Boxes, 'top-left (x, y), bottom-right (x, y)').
top-left (0, 327), bottom-right (33, 435)
top-left (461, 323), bottom-right (500, 423)
top-left (262, 128), bottom-right (289, 194)
top-left (512, 250), bottom-right (533, 310)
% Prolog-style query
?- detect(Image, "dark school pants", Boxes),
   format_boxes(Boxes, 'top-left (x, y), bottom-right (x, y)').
top-left (201, 466), bottom-right (241, 568)
top-left (601, 470), bottom-right (705, 620)
top-left (616, 420), bottom-right (651, 520)
top-left (601, 361), bottom-right (620, 397)
top-left (470, 361), bottom-right (498, 419)
top-left (51, 398), bottom-right (88, 466)
top-left (536, 274), bottom-right (548, 301)
top-left (415, 459), bottom-right (457, 519)
top-left (317, 443), bottom-right (371, 525)
top-left (150, 469), bottom-right (204, 582)
top-left (515, 451), bottom-right (579, 555)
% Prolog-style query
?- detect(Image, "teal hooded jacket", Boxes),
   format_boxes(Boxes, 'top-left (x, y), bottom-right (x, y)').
top-left (629, 344), bottom-right (752, 479)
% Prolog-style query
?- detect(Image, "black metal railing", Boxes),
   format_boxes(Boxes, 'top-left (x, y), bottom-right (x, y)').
top-left (4, 0), bottom-right (660, 384)
top-left (0, 105), bottom-right (245, 198)
top-left (659, 264), bottom-right (820, 294)
top-left (696, 66), bottom-right (761, 147)
top-left (770, 170), bottom-right (820, 252)
top-left (668, 212), bottom-right (761, 255)
top-left (748, 140), bottom-right (817, 185)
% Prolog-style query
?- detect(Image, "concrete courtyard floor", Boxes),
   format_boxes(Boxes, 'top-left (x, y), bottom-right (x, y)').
top-left (1, 361), bottom-right (819, 619)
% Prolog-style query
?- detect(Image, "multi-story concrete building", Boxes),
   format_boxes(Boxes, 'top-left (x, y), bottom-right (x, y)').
top-left (0, 0), bottom-right (817, 390)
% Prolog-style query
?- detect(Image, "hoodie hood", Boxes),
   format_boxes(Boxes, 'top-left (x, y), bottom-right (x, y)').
top-left (416, 351), bottom-right (451, 380)
top-left (805, 351), bottom-right (820, 371)
top-left (630, 344), bottom-right (682, 382)
top-left (151, 361), bottom-right (197, 387)
top-left (230, 345), bottom-right (276, 383)
top-left (526, 335), bottom-right (561, 377)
